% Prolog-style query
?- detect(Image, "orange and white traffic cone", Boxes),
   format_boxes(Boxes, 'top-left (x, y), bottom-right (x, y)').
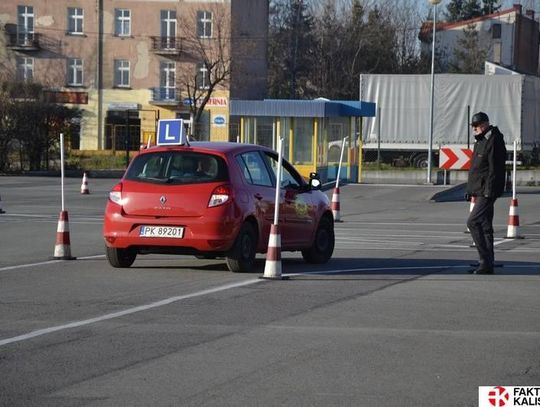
top-left (262, 224), bottom-right (282, 279)
top-left (0, 194), bottom-right (5, 214)
top-left (506, 198), bottom-right (522, 239)
top-left (331, 187), bottom-right (341, 222)
top-left (465, 196), bottom-right (476, 233)
top-left (80, 172), bottom-right (90, 194)
top-left (53, 211), bottom-right (75, 259)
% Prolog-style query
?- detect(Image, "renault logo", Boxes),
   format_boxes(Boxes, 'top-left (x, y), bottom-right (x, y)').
top-left (160, 196), bottom-right (167, 205)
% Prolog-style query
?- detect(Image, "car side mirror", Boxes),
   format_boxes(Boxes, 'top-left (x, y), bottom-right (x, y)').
top-left (308, 172), bottom-right (321, 191)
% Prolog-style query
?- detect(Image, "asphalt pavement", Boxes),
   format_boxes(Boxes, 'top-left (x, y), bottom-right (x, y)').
top-left (0, 176), bottom-right (539, 407)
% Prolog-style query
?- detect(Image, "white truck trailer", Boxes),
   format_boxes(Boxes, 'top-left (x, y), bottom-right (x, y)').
top-left (359, 73), bottom-right (540, 167)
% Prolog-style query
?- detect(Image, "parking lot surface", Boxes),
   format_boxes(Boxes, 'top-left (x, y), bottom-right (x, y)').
top-left (1, 177), bottom-right (539, 406)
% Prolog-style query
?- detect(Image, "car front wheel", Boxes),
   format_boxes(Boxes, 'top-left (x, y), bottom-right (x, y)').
top-left (106, 246), bottom-right (137, 268)
top-left (302, 217), bottom-right (335, 264)
top-left (226, 222), bottom-right (257, 273)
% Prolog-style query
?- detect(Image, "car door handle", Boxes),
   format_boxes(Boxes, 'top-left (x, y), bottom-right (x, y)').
top-left (254, 193), bottom-right (263, 200)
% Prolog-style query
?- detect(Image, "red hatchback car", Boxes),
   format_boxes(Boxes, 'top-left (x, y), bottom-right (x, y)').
top-left (103, 142), bottom-right (334, 272)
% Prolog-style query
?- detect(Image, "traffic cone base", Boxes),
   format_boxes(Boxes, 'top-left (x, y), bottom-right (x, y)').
top-left (80, 172), bottom-right (90, 194)
top-left (506, 198), bottom-right (523, 239)
top-left (52, 211), bottom-right (76, 260)
top-left (331, 187), bottom-right (342, 222)
top-left (261, 224), bottom-right (284, 280)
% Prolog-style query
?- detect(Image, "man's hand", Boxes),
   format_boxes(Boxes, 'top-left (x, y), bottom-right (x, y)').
top-left (464, 193), bottom-right (471, 202)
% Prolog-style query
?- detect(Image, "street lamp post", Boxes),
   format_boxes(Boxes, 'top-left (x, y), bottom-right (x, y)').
top-left (427, 0), bottom-right (441, 184)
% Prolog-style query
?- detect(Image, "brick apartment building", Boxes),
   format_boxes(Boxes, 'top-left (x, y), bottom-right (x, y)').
top-left (0, 0), bottom-right (268, 151)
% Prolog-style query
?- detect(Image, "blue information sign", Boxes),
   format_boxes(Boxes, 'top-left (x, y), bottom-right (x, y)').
top-left (157, 119), bottom-right (186, 146)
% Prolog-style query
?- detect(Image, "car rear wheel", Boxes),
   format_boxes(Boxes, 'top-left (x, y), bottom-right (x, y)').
top-left (226, 222), bottom-right (257, 273)
top-left (302, 217), bottom-right (334, 264)
top-left (106, 246), bottom-right (137, 268)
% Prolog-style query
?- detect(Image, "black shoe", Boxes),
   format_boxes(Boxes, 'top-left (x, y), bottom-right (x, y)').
top-left (474, 267), bottom-right (494, 274)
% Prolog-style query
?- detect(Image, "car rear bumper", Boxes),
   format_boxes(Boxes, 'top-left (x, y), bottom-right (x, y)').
top-left (103, 203), bottom-right (240, 253)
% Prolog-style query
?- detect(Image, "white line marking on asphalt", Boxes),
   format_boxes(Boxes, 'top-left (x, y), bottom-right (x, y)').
top-left (0, 260), bottom-right (61, 272)
top-left (0, 255), bottom-right (105, 272)
top-left (1, 261), bottom-right (539, 347)
top-left (0, 278), bottom-right (260, 347)
top-left (284, 265), bottom-right (468, 276)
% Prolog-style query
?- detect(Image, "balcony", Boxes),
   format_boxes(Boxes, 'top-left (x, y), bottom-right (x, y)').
top-left (150, 36), bottom-right (182, 56)
top-left (6, 32), bottom-right (41, 51)
top-left (149, 88), bottom-right (179, 106)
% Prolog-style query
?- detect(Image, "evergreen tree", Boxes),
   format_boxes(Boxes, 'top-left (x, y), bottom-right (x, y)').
top-left (462, 0), bottom-right (482, 19)
top-left (267, 0), bottom-right (316, 98)
top-left (445, 0), bottom-right (465, 22)
top-left (446, 0), bottom-right (501, 22)
top-left (482, 0), bottom-right (501, 15)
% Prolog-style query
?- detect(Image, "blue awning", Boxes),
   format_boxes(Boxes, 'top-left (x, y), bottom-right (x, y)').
top-left (230, 99), bottom-right (376, 118)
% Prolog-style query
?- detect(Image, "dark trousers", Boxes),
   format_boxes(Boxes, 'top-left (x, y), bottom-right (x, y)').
top-left (466, 196), bottom-right (496, 267)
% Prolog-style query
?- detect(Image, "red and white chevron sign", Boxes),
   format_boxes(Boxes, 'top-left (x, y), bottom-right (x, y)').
top-left (439, 147), bottom-right (473, 170)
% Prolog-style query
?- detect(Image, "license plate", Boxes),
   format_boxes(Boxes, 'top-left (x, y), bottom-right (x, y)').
top-left (139, 225), bottom-right (184, 239)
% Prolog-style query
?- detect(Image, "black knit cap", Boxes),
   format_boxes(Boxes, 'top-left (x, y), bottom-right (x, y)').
top-left (470, 112), bottom-right (489, 126)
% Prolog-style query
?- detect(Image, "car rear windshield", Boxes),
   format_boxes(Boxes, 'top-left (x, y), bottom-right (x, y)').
top-left (125, 151), bottom-right (229, 184)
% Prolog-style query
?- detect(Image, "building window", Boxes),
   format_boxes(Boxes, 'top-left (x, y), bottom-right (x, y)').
top-left (492, 23), bottom-right (501, 39)
top-left (67, 7), bottom-right (84, 34)
top-left (160, 10), bottom-right (176, 47)
top-left (115, 9), bottom-right (131, 36)
top-left (196, 63), bottom-right (210, 89)
top-left (197, 11), bottom-right (212, 38)
top-left (114, 59), bottom-right (130, 87)
top-left (67, 58), bottom-right (83, 86)
top-left (293, 118), bottom-right (313, 165)
top-left (17, 5), bottom-right (34, 45)
top-left (160, 61), bottom-right (176, 99)
top-left (16, 56), bottom-right (33, 81)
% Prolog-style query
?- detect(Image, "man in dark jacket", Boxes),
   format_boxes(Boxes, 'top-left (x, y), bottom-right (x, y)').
top-left (466, 112), bottom-right (507, 274)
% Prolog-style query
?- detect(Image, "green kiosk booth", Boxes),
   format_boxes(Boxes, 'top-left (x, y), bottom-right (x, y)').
top-left (230, 99), bottom-right (376, 183)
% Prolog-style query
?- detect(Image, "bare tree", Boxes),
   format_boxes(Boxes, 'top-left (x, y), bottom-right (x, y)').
top-left (177, 3), bottom-right (231, 140)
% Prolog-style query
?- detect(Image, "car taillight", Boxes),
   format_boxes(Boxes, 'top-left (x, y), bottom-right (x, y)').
top-left (208, 184), bottom-right (231, 208)
top-left (109, 182), bottom-right (123, 205)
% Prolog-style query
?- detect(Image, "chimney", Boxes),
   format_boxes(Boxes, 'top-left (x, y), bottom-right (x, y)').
top-left (513, 4), bottom-right (522, 14)
top-left (526, 9), bottom-right (535, 20)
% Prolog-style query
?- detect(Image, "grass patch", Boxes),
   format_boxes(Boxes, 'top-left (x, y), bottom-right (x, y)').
top-left (66, 154), bottom-right (129, 170)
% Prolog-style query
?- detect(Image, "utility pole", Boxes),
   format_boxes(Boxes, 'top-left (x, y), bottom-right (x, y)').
top-left (97, 0), bottom-right (104, 149)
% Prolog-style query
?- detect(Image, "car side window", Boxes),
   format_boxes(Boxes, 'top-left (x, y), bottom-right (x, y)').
top-left (263, 152), bottom-right (302, 189)
top-left (236, 152), bottom-right (273, 187)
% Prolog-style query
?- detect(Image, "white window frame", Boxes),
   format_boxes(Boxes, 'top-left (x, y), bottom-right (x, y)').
top-left (114, 59), bottom-right (130, 87)
top-left (17, 5), bottom-right (34, 44)
top-left (196, 63), bottom-right (210, 89)
top-left (115, 9), bottom-right (131, 36)
top-left (160, 10), bottom-right (176, 40)
top-left (16, 56), bottom-right (34, 81)
top-left (197, 10), bottom-right (213, 38)
top-left (67, 7), bottom-right (84, 34)
top-left (160, 61), bottom-right (176, 99)
top-left (67, 58), bottom-right (83, 86)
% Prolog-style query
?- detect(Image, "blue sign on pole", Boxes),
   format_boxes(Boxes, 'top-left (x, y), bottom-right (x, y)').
top-left (157, 119), bottom-right (186, 146)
